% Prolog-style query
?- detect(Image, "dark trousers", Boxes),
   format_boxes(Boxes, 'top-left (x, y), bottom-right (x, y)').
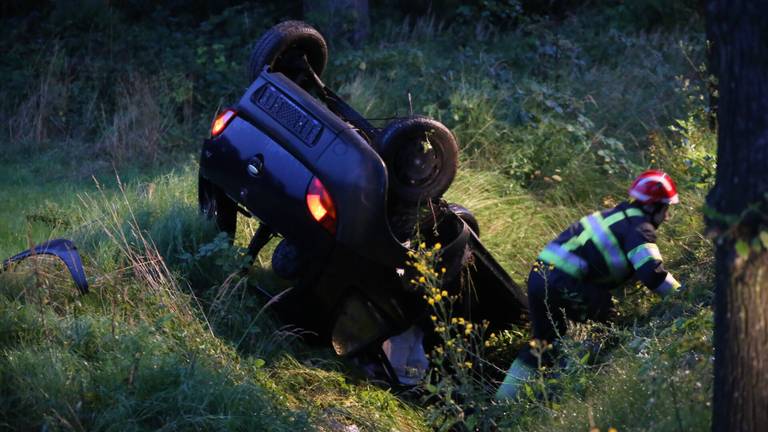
top-left (518, 265), bottom-right (614, 368)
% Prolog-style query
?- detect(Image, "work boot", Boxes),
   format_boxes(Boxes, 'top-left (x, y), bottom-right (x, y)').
top-left (495, 357), bottom-right (536, 401)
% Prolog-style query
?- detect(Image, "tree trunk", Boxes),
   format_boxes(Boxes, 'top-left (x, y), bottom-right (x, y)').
top-left (706, 1), bottom-right (768, 431)
top-left (303, 0), bottom-right (369, 48)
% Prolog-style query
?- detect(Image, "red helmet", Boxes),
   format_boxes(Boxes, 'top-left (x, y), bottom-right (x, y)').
top-left (628, 170), bottom-right (679, 204)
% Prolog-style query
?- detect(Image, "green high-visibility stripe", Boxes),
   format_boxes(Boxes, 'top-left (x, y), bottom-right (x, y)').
top-left (563, 229), bottom-right (591, 251)
top-left (579, 215), bottom-right (609, 265)
top-left (627, 243), bottom-right (662, 269)
top-left (565, 208), bottom-right (644, 252)
top-left (539, 249), bottom-right (582, 278)
top-left (580, 213), bottom-right (628, 279)
top-left (603, 207), bottom-right (644, 226)
top-left (596, 213), bottom-right (629, 276)
top-left (603, 212), bottom-right (625, 226)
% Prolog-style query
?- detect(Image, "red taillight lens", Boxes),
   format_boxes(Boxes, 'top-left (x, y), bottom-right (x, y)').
top-left (306, 177), bottom-right (337, 235)
top-left (211, 109), bottom-right (236, 137)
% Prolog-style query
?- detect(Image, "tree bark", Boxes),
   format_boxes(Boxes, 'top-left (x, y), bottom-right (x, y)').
top-left (303, 0), bottom-right (369, 48)
top-left (706, 1), bottom-right (768, 431)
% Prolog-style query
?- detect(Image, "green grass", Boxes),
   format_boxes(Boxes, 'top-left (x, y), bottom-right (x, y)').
top-left (0, 3), bottom-right (714, 431)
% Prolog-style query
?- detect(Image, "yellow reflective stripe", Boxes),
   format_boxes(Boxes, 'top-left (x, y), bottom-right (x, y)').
top-left (603, 208), bottom-right (645, 227)
top-left (603, 211), bottom-right (625, 226)
top-left (627, 243), bottom-right (662, 269)
top-left (538, 244), bottom-right (587, 279)
top-left (565, 208), bottom-right (645, 252)
top-left (580, 213), bottom-right (629, 278)
top-left (563, 229), bottom-right (591, 251)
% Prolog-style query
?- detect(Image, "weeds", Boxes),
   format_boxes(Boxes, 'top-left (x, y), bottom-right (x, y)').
top-left (96, 75), bottom-right (171, 166)
top-left (407, 241), bottom-right (502, 431)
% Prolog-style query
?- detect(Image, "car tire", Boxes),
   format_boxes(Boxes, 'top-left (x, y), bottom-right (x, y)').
top-left (198, 175), bottom-right (237, 240)
top-left (248, 20), bottom-right (329, 84)
top-left (448, 203), bottom-right (480, 237)
top-left (271, 239), bottom-right (306, 280)
top-left (377, 116), bottom-right (459, 203)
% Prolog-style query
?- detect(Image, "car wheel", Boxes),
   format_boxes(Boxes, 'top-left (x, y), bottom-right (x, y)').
top-left (448, 203), bottom-right (480, 237)
top-left (271, 239), bottom-right (306, 280)
top-left (248, 20), bottom-right (329, 84)
top-left (198, 175), bottom-right (237, 240)
top-left (377, 116), bottom-right (459, 203)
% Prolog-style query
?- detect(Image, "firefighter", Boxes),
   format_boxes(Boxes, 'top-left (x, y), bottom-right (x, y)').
top-left (496, 170), bottom-right (682, 400)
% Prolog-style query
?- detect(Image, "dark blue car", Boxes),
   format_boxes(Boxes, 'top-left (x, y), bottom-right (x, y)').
top-left (198, 21), bottom-right (527, 382)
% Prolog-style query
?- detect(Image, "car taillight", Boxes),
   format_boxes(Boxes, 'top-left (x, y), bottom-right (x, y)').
top-left (306, 177), bottom-right (337, 235)
top-left (211, 109), bottom-right (236, 137)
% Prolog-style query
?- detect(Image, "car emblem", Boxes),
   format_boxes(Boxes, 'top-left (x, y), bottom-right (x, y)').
top-left (247, 154), bottom-right (264, 177)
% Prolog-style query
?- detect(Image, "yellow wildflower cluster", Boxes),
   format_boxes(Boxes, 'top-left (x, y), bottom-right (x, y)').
top-left (529, 339), bottom-right (553, 351)
top-left (531, 260), bottom-right (555, 273)
top-left (446, 317), bottom-right (476, 336)
top-left (484, 332), bottom-right (499, 348)
top-left (422, 285), bottom-right (451, 305)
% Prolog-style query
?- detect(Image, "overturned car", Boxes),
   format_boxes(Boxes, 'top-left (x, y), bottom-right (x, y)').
top-left (198, 21), bottom-right (527, 384)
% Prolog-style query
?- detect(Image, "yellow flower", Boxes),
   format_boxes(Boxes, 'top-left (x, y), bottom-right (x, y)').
top-left (427, 298), bottom-right (435, 305)
top-left (430, 315), bottom-right (437, 321)
top-left (451, 318), bottom-right (458, 324)
top-left (441, 267), bottom-right (446, 273)
top-left (418, 276), bottom-right (426, 283)
top-left (529, 339), bottom-right (539, 348)
top-left (434, 294), bottom-right (442, 302)
top-left (466, 323), bottom-right (473, 330)
top-left (484, 341), bottom-right (491, 347)
top-left (426, 251), bottom-right (432, 257)
top-left (419, 242), bottom-right (426, 249)
top-left (458, 317), bottom-right (465, 325)
top-left (608, 428), bottom-right (618, 432)
top-left (441, 290), bottom-right (448, 297)
top-left (464, 328), bottom-right (472, 336)
top-left (464, 361), bottom-right (473, 369)
top-left (434, 243), bottom-right (442, 250)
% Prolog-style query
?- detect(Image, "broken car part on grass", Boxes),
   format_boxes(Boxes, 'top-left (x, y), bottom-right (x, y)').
top-left (1, 238), bottom-right (89, 294)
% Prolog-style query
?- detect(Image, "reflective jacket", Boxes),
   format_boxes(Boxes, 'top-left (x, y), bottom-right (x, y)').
top-left (537, 201), bottom-right (680, 296)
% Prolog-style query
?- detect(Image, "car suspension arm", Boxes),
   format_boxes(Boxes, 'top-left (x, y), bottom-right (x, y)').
top-left (301, 57), bottom-right (380, 142)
